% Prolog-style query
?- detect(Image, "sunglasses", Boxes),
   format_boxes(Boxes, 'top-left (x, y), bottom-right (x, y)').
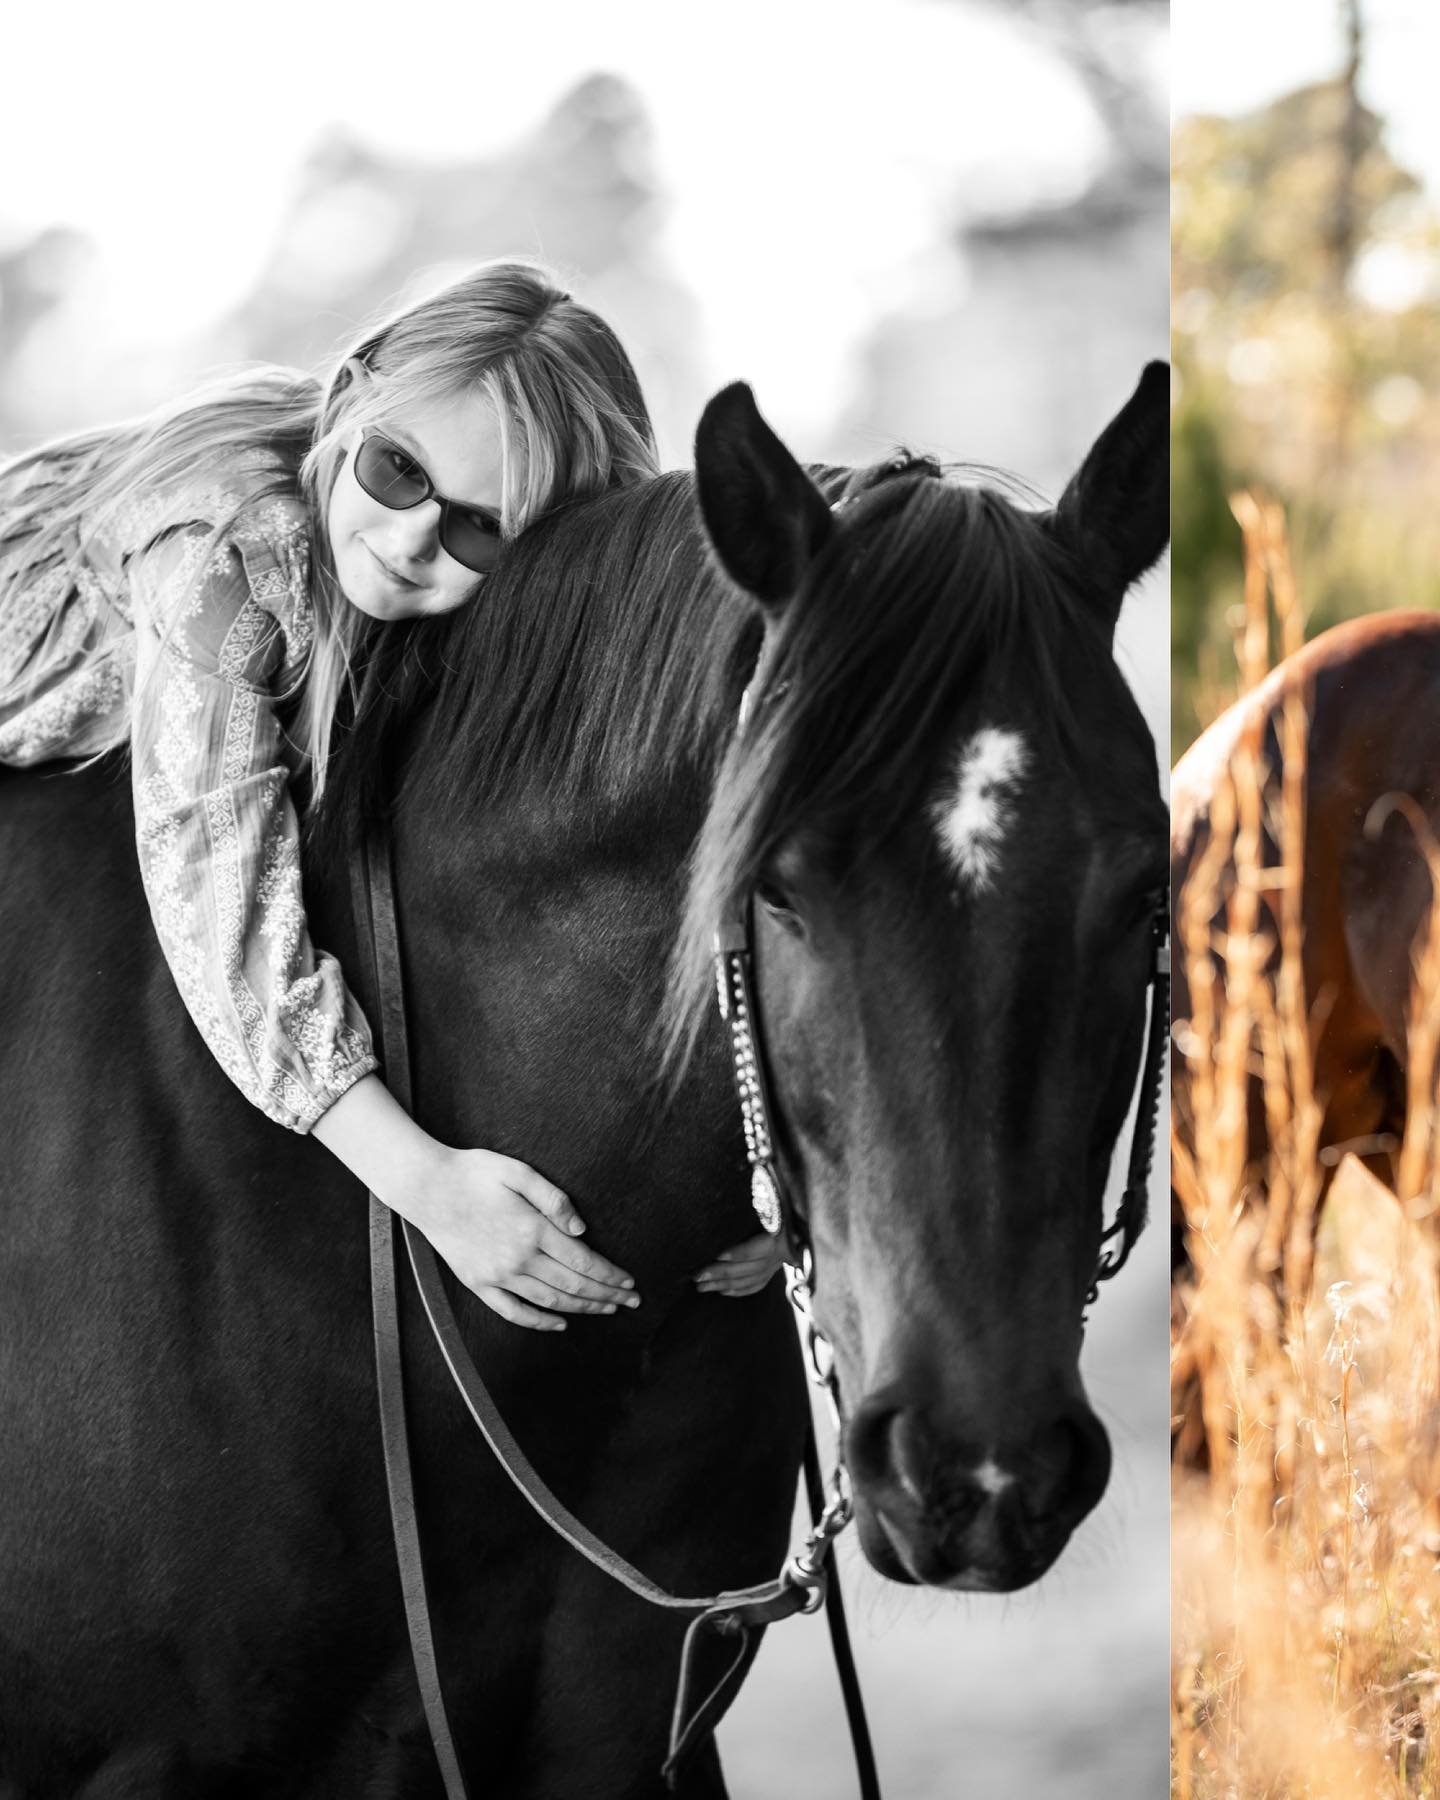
top-left (352, 432), bottom-right (503, 574)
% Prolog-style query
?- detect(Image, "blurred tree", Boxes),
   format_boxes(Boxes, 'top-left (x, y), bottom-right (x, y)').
top-left (1172, 53), bottom-right (1440, 753)
top-left (978, 0), bottom-right (1166, 186)
top-left (1327, 0), bottom-right (1365, 303)
top-left (1170, 377), bottom-right (1242, 756)
top-left (844, 0), bottom-right (1166, 491)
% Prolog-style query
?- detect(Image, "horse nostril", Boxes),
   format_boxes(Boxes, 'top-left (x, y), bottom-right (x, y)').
top-left (847, 1395), bottom-right (903, 1487)
top-left (849, 1400), bottom-right (971, 1512)
top-left (887, 1411), bottom-right (930, 1508)
top-left (1027, 1409), bottom-right (1112, 1520)
top-left (1033, 1418), bottom-right (1080, 1478)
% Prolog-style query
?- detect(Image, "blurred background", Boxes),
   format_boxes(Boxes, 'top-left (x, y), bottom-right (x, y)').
top-left (1173, 0), bottom-right (1440, 758)
top-left (1172, 9), bottom-right (1440, 1797)
top-left (1, 2), bottom-right (1167, 1792)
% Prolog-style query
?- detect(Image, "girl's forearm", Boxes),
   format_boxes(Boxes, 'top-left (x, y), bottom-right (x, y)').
top-left (311, 1072), bottom-right (447, 1224)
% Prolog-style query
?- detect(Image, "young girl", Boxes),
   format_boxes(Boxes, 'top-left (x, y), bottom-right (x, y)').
top-left (0, 258), bottom-right (780, 1325)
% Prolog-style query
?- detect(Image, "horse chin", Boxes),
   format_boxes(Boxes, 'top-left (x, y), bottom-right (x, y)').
top-left (855, 1494), bottom-right (1074, 1594)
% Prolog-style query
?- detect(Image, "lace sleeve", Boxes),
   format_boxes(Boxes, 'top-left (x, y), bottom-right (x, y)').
top-left (128, 525), bottom-right (377, 1132)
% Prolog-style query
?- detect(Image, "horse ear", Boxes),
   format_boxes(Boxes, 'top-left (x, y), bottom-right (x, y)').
top-left (1051, 362), bottom-right (1170, 632)
top-left (694, 383), bottom-right (835, 611)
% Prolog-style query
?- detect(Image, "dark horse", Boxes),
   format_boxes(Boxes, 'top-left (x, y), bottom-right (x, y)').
top-left (1171, 610), bottom-right (1440, 1251)
top-left (0, 371), bottom-right (1168, 1797)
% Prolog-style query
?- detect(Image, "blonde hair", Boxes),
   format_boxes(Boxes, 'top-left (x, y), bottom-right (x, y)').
top-left (0, 258), bottom-right (660, 799)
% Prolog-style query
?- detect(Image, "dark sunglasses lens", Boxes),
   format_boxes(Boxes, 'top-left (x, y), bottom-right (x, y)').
top-left (355, 436), bottom-right (427, 507)
top-left (440, 510), bottom-right (502, 574)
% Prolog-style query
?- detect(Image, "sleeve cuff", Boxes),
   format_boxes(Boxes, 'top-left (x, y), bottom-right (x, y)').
top-left (287, 1052), bottom-right (381, 1137)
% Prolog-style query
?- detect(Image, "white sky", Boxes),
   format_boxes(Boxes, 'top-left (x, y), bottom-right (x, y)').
top-left (10, 3), bottom-right (1434, 423)
top-left (1174, 0), bottom-right (1440, 196)
top-left (0, 0), bottom-right (1125, 441)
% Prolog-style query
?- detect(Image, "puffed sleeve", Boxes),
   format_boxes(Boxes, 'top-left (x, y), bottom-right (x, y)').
top-left (128, 523), bottom-right (378, 1132)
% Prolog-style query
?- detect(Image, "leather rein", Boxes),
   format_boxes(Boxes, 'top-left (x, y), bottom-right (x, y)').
top-left (353, 835), bottom-right (880, 1800)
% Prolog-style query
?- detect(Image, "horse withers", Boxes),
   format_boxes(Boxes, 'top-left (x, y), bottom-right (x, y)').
top-left (0, 367), bottom-right (1168, 1796)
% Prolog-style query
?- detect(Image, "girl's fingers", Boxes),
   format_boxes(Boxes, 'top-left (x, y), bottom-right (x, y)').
top-left (532, 1252), bottom-right (640, 1308)
top-left (703, 1251), bottom-right (777, 1274)
top-left (696, 1247), bottom-right (782, 1283)
top-left (538, 1220), bottom-right (636, 1292)
top-left (695, 1264), bottom-right (780, 1296)
top-left (477, 1285), bottom-right (568, 1332)
top-left (714, 1232), bottom-right (778, 1262)
top-left (502, 1161), bottom-right (584, 1236)
top-left (508, 1273), bottom-right (620, 1317)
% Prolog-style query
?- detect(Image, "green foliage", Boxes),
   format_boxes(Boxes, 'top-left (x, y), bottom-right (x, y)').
top-left (1173, 79), bottom-right (1440, 760)
top-left (1171, 376), bottom-right (1242, 757)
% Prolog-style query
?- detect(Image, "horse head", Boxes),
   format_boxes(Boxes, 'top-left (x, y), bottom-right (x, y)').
top-left (684, 368), bottom-right (1169, 1591)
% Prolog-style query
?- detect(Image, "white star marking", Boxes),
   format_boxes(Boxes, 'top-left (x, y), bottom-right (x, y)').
top-left (932, 727), bottom-right (1029, 892)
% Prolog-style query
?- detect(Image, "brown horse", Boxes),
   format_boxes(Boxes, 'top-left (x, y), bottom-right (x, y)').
top-left (1171, 609), bottom-right (1440, 1267)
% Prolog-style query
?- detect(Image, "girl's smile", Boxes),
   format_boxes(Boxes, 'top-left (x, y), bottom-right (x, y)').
top-left (363, 539), bottom-right (422, 591)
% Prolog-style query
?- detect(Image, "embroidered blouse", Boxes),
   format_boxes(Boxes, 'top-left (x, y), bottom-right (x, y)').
top-left (0, 449), bottom-right (378, 1131)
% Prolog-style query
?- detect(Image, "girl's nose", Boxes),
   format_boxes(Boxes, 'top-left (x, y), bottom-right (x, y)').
top-left (379, 499), bottom-right (442, 562)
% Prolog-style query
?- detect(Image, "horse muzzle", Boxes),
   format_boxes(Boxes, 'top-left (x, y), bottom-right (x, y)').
top-left (845, 1388), bottom-right (1113, 1591)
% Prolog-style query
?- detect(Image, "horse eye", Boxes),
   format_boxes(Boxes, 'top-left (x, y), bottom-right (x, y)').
top-left (755, 878), bottom-right (803, 931)
top-left (1126, 884), bottom-right (1166, 930)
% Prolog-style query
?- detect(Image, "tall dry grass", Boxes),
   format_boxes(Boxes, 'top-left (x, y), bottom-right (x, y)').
top-left (1171, 498), bottom-right (1440, 1797)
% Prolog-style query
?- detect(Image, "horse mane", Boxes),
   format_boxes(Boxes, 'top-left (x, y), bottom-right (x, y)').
top-left (314, 451), bottom-right (1093, 1077)
top-left (317, 466), bottom-right (838, 854)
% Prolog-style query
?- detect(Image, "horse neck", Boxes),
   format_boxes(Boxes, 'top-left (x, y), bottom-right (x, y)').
top-left (384, 765), bottom-right (746, 1258)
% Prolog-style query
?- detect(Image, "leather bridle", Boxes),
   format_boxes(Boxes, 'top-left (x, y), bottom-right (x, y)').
top-left (714, 887), bottom-right (1171, 1318)
top-left (709, 876), bottom-right (1170, 1573)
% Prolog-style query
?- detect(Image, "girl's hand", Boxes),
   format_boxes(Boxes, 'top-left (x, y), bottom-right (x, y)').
top-left (414, 1147), bottom-right (640, 1332)
top-left (312, 1076), bottom-right (638, 1333)
top-left (693, 1230), bottom-right (786, 1298)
